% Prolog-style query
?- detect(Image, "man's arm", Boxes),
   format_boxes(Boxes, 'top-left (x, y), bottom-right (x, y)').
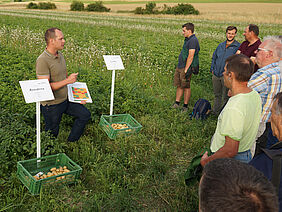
top-left (210, 48), bottom-right (218, 74)
top-left (247, 73), bottom-right (266, 93)
top-left (37, 73), bottom-right (78, 91)
top-left (184, 49), bottom-right (195, 73)
top-left (236, 50), bottom-right (241, 54)
top-left (200, 136), bottom-right (239, 166)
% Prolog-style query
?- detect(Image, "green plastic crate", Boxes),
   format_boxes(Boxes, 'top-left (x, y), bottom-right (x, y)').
top-left (99, 114), bottom-right (142, 139)
top-left (17, 153), bottom-right (82, 195)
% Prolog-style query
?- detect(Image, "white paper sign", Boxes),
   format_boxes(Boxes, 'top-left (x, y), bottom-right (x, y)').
top-left (103, 55), bottom-right (124, 70)
top-left (19, 79), bottom-right (54, 103)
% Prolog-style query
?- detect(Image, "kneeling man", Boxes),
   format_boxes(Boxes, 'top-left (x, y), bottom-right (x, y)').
top-left (201, 54), bottom-right (261, 166)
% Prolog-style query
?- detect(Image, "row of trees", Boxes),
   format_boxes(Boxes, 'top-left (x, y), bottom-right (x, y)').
top-left (70, 1), bottom-right (110, 12)
top-left (134, 2), bottom-right (199, 15)
top-left (27, 2), bottom-right (56, 9)
top-left (25, 1), bottom-right (199, 15)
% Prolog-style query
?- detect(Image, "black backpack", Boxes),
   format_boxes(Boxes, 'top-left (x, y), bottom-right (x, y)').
top-left (190, 98), bottom-right (211, 120)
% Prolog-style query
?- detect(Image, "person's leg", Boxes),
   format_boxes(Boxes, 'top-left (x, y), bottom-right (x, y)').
top-left (221, 76), bottom-right (229, 107)
top-left (212, 75), bottom-right (222, 115)
top-left (65, 101), bottom-right (91, 142)
top-left (40, 101), bottom-right (67, 138)
top-left (183, 88), bottom-right (191, 105)
top-left (174, 68), bottom-right (183, 103)
top-left (182, 71), bottom-right (191, 106)
top-left (176, 87), bottom-right (184, 102)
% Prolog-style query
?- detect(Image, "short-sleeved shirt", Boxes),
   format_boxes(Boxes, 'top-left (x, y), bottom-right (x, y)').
top-left (177, 34), bottom-right (200, 69)
top-left (238, 39), bottom-right (261, 72)
top-left (248, 62), bottom-right (281, 123)
top-left (36, 50), bottom-right (67, 106)
top-left (210, 90), bottom-right (261, 153)
top-left (238, 39), bottom-right (261, 58)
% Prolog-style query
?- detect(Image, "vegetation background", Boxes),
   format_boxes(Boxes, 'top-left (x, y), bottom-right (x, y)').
top-left (0, 0), bottom-right (281, 211)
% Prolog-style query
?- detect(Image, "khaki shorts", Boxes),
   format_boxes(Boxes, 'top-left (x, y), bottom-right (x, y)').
top-left (173, 67), bottom-right (191, 88)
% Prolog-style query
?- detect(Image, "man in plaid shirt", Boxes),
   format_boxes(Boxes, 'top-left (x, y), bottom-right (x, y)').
top-left (248, 36), bottom-right (282, 156)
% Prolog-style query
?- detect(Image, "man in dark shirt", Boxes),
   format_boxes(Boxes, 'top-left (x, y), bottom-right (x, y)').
top-left (250, 92), bottom-right (282, 212)
top-left (172, 23), bottom-right (200, 112)
top-left (236, 24), bottom-right (261, 72)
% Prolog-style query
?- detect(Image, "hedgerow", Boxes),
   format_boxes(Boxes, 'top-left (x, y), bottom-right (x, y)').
top-left (26, 2), bottom-right (56, 10)
top-left (85, 1), bottom-right (110, 12)
top-left (134, 2), bottom-right (199, 15)
top-left (70, 1), bottom-right (84, 11)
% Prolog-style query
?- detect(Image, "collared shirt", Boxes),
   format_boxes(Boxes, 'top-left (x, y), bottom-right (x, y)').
top-left (210, 40), bottom-right (240, 77)
top-left (238, 39), bottom-right (261, 58)
top-left (238, 39), bottom-right (261, 72)
top-left (177, 34), bottom-right (200, 69)
top-left (248, 62), bottom-right (281, 123)
top-left (36, 50), bottom-right (68, 106)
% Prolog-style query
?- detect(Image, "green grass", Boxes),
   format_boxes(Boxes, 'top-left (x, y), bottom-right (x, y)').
top-left (0, 9), bottom-right (281, 211)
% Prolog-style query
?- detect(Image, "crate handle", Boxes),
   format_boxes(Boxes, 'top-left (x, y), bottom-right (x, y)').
top-left (69, 160), bottom-right (76, 168)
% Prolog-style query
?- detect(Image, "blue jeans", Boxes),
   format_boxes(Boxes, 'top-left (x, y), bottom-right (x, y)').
top-left (41, 100), bottom-right (91, 142)
top-left (233, 150), bottom-right (252, 163)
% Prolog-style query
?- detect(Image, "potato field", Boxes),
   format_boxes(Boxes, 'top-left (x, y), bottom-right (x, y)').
top-left (0, 8), bottom-right (281, 211)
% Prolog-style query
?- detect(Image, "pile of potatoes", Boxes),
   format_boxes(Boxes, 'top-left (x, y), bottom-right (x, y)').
top-left (33, 166), bottom-right (71, 181)
top-left (111, 123), bottom-right (131, 132)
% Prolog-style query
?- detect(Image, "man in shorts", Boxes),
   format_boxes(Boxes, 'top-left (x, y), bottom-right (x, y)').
top-left (172, 22), bottom-right (200, 112)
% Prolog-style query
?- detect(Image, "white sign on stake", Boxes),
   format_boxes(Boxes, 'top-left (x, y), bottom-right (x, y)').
top-left (19, 79), bottom-right (54, 103)
top-left (103, 55), bottom-right (124, 116)
top-left (103, 55), bottom-right (125, 70)
top-left (19, 79), bottom-right (54, 159)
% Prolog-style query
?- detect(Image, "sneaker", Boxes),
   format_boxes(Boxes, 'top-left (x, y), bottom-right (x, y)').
top-left (181, 107), bottom-right (188, 113)
top-left (171, 103), bottom-right (180, 109)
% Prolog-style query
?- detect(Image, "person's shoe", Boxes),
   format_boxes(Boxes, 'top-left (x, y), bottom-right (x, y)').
top-left (171, 103), bottom-right (180, 109)
top-left (181, 107), bottom-right (188, 113)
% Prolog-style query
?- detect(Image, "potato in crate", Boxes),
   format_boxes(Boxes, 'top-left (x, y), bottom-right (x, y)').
top-left (17, 153), bottom-right (82, 195)
top-left (99, 114), bottom-right (142, 139)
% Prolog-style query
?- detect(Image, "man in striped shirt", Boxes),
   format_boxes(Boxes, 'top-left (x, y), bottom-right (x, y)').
top-left (248, 36), bottom-right (282, 156)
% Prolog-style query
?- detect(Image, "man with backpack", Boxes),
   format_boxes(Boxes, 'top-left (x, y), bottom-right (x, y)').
top-left (210, 26), bottom-right (240, 115)
top-left (171, 22), bottom-right (200, 112)
top-left (200, 54), bottom-right (261, 166)
top-left (250, 92), bottom-right (282, 212)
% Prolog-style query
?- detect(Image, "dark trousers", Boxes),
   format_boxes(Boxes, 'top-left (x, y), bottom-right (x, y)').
top-left (41, 100), bottom-right (91, 142)
top-left (212, 75), bottom-right (229, 115)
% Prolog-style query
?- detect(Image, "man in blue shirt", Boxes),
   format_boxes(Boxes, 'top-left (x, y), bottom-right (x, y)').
top-left (210, 26), bottom-right (240, 115)
top-left (172, 23), bottom-right (200, 112)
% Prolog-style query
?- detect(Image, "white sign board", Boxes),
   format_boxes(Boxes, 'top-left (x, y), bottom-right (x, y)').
top-left (19, 79), bottom-right (54, 103)
top-left (103, 55), bottom-right (124, 70)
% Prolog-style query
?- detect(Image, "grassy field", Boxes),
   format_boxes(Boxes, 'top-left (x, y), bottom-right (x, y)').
top-left (0, 3), bottom-right (281, 212)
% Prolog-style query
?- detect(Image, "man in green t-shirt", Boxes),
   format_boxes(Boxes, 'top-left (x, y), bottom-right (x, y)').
top-left (36, 28), bottom-right (91, 142)
top-left (200, 54), bottom-right (261, 166)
